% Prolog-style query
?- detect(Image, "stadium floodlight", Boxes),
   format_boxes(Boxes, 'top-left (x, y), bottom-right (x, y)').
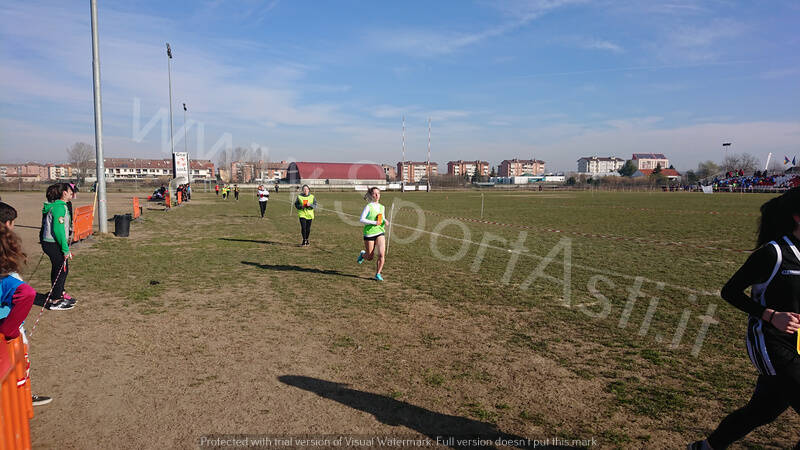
top-left (90, 0), bottom-right (108, 232)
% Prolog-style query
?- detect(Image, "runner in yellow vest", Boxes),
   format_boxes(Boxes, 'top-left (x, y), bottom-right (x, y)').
top-left (357, 187), bottom-right (386, 281)
top-left (294, 184), bottom-right (316, 246)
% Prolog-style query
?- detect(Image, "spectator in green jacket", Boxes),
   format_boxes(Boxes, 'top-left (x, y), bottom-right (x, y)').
top-left (39, 184), bottom-right (75, 310)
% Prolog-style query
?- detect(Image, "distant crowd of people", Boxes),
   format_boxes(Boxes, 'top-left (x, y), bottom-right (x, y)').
top-left (710, 170), bottom-right (800, 190)
top-left (175, 183), bottom-right (191, 202)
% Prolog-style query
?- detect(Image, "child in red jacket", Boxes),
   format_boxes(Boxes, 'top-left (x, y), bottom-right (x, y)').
top-left (0, 202), bottom-right (52, 406)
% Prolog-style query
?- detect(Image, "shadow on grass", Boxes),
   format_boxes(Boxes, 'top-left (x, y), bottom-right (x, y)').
top-left (220, 238), bottom-right (293, 247)
top-left (278, 375), bottom-right (581, 450)
top-left (241, 261), bottom-right (367, 280)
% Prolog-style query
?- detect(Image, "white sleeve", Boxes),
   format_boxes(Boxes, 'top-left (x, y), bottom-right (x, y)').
top-left (360, 205), bottom-right (375, 225)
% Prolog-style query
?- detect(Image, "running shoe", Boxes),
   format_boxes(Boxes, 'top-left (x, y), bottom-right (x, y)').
top-left (63, 293), bottom-right (77, 305)
top-left (374, 273), bottom-right (383, 281)
top-left (357, 250), bottom-right (366, 264)
top-left (32, 395), bottom-right (52, 406)
top-left (47, 299), bottom-right (74, 311)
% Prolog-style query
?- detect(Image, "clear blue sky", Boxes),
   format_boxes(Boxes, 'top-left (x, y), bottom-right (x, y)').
top-left (1, 0), bottom-right (799, 172)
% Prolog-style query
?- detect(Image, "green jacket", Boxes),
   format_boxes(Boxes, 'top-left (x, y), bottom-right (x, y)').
top-left (40, 200), bottom-right (70, 254)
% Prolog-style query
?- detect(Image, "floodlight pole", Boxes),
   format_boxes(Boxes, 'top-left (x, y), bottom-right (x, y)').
top-left (722, 142), bottom-right (732, 174)
top-left (90, 0), bottom-right (108, 232)
top-left (427, 117), bottom-right (431, 192)
top-left (401, 115), bottom-right (406, 190)
top-left (167, 43), bottom-right (175, 157)
top-left (183, 102), bottom-right (190, 184)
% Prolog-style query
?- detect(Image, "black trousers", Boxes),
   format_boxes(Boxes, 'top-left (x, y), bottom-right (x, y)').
top-left (41, 241), bottom-right (69, 299)
top-left (259, 201), bottom-right (267, 217)
top-left (234, 191), bottom-right (239, 200)
top-left (299, 218), bottom-right (312, 241)
top-left (708, 358), bottom-right (800, 449)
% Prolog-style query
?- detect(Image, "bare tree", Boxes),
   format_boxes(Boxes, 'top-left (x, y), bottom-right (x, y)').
top-left (721, 153), bottom-right (759, 173)
top-left (696, 160), bottom-right (721, 179)
top-left (67, 142), bottom-right (94, 183)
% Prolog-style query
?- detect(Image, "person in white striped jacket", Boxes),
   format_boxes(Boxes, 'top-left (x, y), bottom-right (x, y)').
top-left (690, 187), bottom-right (800, 450)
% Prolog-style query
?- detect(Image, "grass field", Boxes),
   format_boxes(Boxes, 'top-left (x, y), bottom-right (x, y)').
top-left (5, 189), bottom-right (798, 449)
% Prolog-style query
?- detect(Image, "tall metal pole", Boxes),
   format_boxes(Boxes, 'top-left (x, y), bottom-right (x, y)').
top-left (401, 115), bottom-right (406, 187)
top-left (427, 117), bottom-right (431, 192)
top-left (90, 0), bottom-right (108, 232)
top-left (183, 102), bottom-right (190, 184)
top-left (166, 43), bottom-right (175, 157)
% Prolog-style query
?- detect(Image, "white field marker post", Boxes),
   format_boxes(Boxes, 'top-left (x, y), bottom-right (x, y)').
top-left (480, 193), bottom-right (484, 219)
top-left (386, 201), bottom-right (395, 255)
top-left (289, 191), bottom-right (296, 216)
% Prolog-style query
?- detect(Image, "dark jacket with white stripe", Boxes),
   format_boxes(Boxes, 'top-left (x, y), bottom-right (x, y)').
top-left (721, 234), bottom-right (800, 375)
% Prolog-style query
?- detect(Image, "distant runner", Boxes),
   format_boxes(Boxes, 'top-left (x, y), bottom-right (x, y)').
top-left (257, 184), bottom-right (269, 218)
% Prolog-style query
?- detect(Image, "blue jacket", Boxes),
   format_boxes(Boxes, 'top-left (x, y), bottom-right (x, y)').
top-left (0, 273), bottom-right (24, 320)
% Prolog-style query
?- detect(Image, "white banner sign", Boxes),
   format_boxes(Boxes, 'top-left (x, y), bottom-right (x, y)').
top-left (173, 152), bottom-right (189, 180)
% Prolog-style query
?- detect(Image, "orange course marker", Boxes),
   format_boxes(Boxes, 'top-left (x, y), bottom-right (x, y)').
top-left (303, 199), bottom-right (308, 207)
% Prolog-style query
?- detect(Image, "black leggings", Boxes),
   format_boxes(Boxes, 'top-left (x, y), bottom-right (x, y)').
top-left (708, 360), bottom-right (800, 449)
top-left (259, 201), bottom-right (267, 217)
top-left (299, 218), bottom-right (312, 241)
top-left (41, 241), bottom-right (69, 299)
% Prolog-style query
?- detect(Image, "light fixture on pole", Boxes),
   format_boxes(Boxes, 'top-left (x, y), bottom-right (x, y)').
top-left (722, 142), bottom-right (732, 173)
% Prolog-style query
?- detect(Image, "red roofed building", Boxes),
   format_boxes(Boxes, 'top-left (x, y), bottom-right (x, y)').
top-left (632, 168), bottom-right (682, 181)
top-left (632, 153), bottom-right (669, 170)
top-left (287, 162), bottom-right (386, 185)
